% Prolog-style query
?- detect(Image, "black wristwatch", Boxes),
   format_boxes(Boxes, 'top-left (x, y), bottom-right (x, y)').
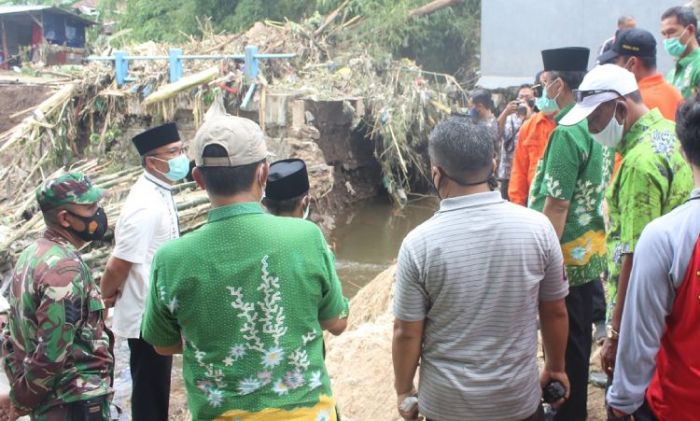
top-left (607, 405), bottom-right (631, 421)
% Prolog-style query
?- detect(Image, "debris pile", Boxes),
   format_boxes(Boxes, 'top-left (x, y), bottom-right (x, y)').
top-left (0, 9), bottom-right (467, 274)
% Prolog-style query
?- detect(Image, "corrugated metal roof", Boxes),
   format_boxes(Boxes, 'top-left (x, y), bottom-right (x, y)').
top-left (0, 5), bottom-right (51, 15)
top-left (0, 5), bottom-right (95, 25)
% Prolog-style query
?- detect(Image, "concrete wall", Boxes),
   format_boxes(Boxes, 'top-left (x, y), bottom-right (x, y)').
top-left (479, 0), bottom-right (681, 88)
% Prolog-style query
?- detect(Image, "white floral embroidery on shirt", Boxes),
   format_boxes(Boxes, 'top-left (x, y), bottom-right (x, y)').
top-left (217, 256), bottom-right (324, 405)
top-left (544, 174), bottom-right (563, 199)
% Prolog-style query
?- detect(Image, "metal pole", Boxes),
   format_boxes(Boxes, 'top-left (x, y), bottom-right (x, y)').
top-left (254, 53), bottom-right (296, 59)
top-left (244, 45), bottom-right (258, 82)
top-left (114, 50), bottom-right (128, 86)
top-left (169, 48), bottom-right (183, 83)
top-left (241, 82), bottom-right (257, 109)
top-left (181, 54), bottom-right (245, 60)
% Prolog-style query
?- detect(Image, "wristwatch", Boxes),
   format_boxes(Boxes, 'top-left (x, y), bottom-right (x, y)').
top-left (606, 325), bottom-right (620, 340)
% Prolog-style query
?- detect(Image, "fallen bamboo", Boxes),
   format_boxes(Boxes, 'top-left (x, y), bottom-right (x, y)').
top-left (142, 67), bottom-right (219, 106)
top-left (408, 0), bottom-right (463, 18)
top-left (0, 83), bottom-right (76, 153)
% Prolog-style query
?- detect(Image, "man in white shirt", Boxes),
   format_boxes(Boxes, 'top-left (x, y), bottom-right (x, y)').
top-left (101, 122), bottom-right (186, 421)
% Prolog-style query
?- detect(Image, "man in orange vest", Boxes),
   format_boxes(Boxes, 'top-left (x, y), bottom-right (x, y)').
top-left (508, 72), bottom-right (557, 206)
top-left (598, 27), bottom-right (683, 121)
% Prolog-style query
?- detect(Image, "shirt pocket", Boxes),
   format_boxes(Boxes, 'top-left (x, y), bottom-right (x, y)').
top-left (78, 287), bottom-right (106, 342)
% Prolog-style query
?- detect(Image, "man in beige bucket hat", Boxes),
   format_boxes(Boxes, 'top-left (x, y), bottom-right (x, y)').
top-left (141, 114), bottom-right (349, 420)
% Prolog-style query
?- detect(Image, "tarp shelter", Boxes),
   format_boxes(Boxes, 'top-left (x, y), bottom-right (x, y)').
top-left (0, 5), bottom-right (95, 66)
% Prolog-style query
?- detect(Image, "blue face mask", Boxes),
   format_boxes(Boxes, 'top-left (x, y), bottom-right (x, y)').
top-left (535, 80), bottom-right (560, 113)
top-left (154, 154), bottom-right (189, 181)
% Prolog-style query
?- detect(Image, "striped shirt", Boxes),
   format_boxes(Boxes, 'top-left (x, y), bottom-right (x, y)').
top-left (394, 191), bottom-right (568, 421)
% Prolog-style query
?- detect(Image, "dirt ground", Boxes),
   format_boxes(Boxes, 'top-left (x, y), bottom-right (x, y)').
top-left (325, 265), bottom-right (608, 421)
top-left (0, 84), bottom-right (55, 133)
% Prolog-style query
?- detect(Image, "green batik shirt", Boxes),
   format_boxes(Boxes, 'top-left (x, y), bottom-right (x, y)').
top-left (666, 48), bottom-right (700, 98)
top-left (1, 230), bottom-right (113, 417)
top-left (605, 109), bottom-right (693, 315)
top-left (529, 103), bottom-right (615, 287)
top-left (142, 202), bottom-right (349, 421)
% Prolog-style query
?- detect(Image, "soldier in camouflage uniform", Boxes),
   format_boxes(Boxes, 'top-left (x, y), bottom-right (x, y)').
top-left (0, 172), bottom-right (114, 421)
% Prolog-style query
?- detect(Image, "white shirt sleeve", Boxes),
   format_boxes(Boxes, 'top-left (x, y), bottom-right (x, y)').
top-left (112, 206), bottom-right (161, 264)
top-left (607, 222), bottom-right (675, 414)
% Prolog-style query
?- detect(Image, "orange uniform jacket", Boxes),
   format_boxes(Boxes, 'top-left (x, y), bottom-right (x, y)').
top-left (508, 112), bottom-right (557, 206)
top-left (639, 73), bottom-right (683, 121)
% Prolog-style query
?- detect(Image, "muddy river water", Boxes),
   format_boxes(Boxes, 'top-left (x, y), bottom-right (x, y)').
top-left (331, 196), bottom-right (438, 296)
top-left (110, 196), bottom-right (439, 419)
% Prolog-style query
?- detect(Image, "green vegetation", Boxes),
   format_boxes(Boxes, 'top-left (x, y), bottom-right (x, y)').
top-left (0, 0), bottom-right (480, 77)
top-left (101, 0), bottom-right (480, 77)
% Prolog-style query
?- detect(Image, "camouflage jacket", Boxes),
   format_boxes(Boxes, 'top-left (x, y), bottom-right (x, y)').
top-left (1, 229), bottom-right (114, 415)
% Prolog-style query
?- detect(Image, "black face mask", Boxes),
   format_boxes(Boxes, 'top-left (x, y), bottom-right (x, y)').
top-left (67, 207), bottom-right (109, 242)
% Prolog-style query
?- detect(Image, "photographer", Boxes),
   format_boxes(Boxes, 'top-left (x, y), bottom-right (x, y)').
top-left (496, 85), bottom-right (535, 199)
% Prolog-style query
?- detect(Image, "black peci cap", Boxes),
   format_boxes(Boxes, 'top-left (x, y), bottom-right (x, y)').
top-left (541, 47), bottom-right (590, 72)
top-left (132, 122), bottom-right (181, 156)
top-left (265, 159), bottom-right (310, 200)
top-left (597, 28), bottom-right (656, 64)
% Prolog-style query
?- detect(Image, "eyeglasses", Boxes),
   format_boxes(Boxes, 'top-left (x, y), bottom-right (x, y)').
top-left (574, 89), bottom-right (622, 102)
top-left (147, 145), bottom-right (188, 158)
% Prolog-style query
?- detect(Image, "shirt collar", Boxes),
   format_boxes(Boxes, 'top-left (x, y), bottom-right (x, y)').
top-left (637, 73), bottom-right (664, 88)
top-left (208, 202), bottom-right (265, 223)
top-left (691, 187), bottom-right (700, 200)
top-left (437, 191), bottom-right (504, 213)
top-left (42, 228), bottom-right (75, 250)
top-left (620, 108), bottom-right (664, 156)
top-left (144, 171), bottom-right (173, 191)
top-left (555, 102), bottom-right (576, 124)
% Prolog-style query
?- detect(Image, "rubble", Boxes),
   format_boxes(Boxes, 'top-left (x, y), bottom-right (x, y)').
top-left (0, 11), bottom-right (466, 280)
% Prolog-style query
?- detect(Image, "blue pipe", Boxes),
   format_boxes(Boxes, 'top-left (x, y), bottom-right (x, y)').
top-left (241, 82), bottom-right (257, 109)
top-left (181, 54), bottom-right (246, 60)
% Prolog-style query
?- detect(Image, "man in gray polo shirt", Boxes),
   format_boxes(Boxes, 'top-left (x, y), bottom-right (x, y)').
top-left (392, 118), bottom-right (570, 421)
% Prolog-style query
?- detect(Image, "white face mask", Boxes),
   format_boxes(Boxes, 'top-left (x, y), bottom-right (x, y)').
top-left (303, 202), bottom-right (310, 220)
top-left (591, 103), bottom-right (624, 148)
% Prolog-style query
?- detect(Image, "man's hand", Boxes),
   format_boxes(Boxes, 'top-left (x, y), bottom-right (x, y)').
top-left (607, 405), bottom-right (630, 420)
top-left (0, 393), bottom-right (11, 421)
top-left (9, 404), bottom-right (30, 421)
top-left (503, 100), bottom-right (519, 117)
top-left (0, 394), bottom-right (28, 421)
top-left (103, 296), bottom-right (116, 308)
top-left (539, 368), bottom-right (570, 409)
top-left (601, 337), bottom-right (618, 376)
top-left (397, 387), bottom-right (422, 421)
top-left (102, 291), bottom-right (120, 308)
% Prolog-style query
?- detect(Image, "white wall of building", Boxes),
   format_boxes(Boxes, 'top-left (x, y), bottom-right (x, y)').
top-left (479, 0), bottom-right (682, 88)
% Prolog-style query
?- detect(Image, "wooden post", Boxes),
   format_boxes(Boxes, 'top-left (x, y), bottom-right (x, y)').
top-left (1, 18), bottom-right (9, 69)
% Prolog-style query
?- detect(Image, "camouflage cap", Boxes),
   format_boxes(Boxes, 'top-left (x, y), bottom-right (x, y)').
top-left (36, 172), bottom-right (104, 211)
